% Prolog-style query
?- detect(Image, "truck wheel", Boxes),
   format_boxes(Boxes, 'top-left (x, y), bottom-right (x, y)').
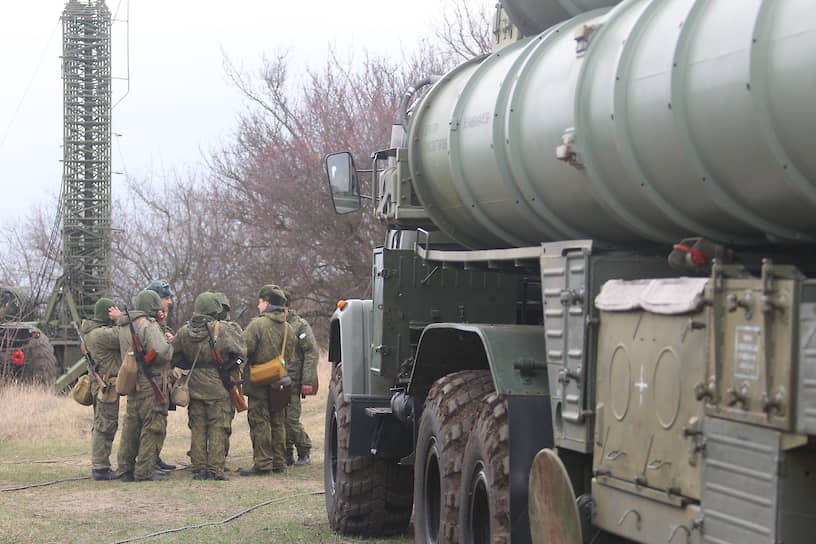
top-left (459, 392), bottom-right (511, 544)
top-left (414, 369), bottom-right (495, 544)
top-left (324, 363), bottom-right (413, 536)
top-left (22, 331), bottom-right (57, 386)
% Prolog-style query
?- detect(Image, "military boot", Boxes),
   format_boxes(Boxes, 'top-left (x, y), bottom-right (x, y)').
top-left (156, 458), bottom-right (176, 470)
top-left (92, 468), bottom-right (117, 481)
top-left (294, 454), bottom-right (311, 466)
top-left (137, 469), bottom-right (169, 482)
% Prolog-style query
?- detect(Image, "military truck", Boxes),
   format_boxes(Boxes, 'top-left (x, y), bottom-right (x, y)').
top-left (322, 1), bottom-right (816, 543)
top-left (0, 286), bottom-right (58, 385)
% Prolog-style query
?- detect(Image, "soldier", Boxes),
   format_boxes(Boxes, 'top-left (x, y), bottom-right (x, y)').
top-left (108, 280), bottom-right (176, 471)
top-left (115, 290), bottom-right (174, 482)
top-left (172, 292), bottom-right (246, 480)
top-left (145, 279), bottom-right (175, 342)
top-left (283, 290), bottom-right (318, 466)
top-left (82, 297), bottom-right (122, 481)
top-left (145, 279), bottom-right (176, 472)
top-left (239, 284), bottom-right (296, 476)
top-left (212, 291), bottom-right (241, 467)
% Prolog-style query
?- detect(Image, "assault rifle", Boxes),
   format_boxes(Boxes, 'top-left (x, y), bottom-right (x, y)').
top-left (72, 321), bottom-right (108, 392)
top-left (123, 307), bottom-right (167, 404)
top-left (204, 321), bottom-right (248, 412)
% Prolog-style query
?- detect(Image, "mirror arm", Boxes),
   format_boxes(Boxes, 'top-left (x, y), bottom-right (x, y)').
top-left (370, 148), bottom-right (397, 205)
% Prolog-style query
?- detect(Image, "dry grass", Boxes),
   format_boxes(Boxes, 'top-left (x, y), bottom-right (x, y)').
top-left (0, 382), bottom-right (92, 443)
top-left (0, 357), bottom-right (414, 544)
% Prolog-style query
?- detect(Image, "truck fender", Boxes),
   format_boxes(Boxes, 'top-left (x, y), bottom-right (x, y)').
top-left (328, 299), bottom-right (373, 398)
top-left (409, 322), bottom-right (550, 398)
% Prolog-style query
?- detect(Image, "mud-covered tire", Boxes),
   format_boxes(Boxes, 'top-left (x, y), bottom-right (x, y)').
top-left (414, 370), bottom-right (495, 544)
top-left (459, 391), bottom-right (511, 544)
top-left (22, 332), bottom-right (58, 386)
top-left (324, 363), bottom-right (413, 536)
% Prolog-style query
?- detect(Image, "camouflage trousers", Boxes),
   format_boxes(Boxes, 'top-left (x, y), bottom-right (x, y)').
top-left (188, 397), bottom-right (233, 477)
top-left (247, 396), bottom-right (287, 471)
top-left (91, 393), bottom-right (120, 470)
top-left (117, 395), bottom-right (168, 480)
top-left (285, 392), bottom-right (311, 458)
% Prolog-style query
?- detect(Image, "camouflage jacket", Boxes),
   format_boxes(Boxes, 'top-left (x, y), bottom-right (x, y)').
top-left (116, 311), bottom-right (174, 399)
top-left (285, 311), bottom-right (318, 389)
top-left (172, 314), bottom-right (246, 401)
top-left (242, 309), bottom-right (297, 400)
top-left (81, 319), bottom-right (121, 381)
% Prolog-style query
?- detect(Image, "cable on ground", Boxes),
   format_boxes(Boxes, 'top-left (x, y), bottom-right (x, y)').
top-left (111, 490), bottom-right (326, 543)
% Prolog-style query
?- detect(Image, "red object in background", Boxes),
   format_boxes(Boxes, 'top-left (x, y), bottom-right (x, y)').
top-left (11, 349), bottom-right (24, 366)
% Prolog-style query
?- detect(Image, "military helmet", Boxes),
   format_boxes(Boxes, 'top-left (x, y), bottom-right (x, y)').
top-left (213, 291), bottom-right (230, 310)
top-left (134, 289), bottom-right (162, 315)
top-left (94, 297), bottom-right (116, 323)
top-left (194, 292), bottom-right (221, 317)
top-left (258, 284), bottom-right (286, 306)
top-left (145, 280), bottom-right (173, 299)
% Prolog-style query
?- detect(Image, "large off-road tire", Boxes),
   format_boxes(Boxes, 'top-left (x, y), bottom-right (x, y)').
top-left (459, 391), bottom-right (512, 544)
top-left (324, 363), bottom-right (413, 536)
top-left (23, 332), bottom-right (58, 386)
top-left (414, 369), bottom-right (495, 544)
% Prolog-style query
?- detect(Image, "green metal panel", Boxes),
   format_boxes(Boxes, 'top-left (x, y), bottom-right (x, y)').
top-left (375, 248), bottom-right (520, 383)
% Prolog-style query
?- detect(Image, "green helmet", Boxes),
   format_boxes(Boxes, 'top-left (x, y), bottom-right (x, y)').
top-left (194, 292), bottom-right (221, 317)
top-left (134, 290), bottom-right (162, 315)
top-left (213, 292), bottom-right (230, 310)
top-left (94, 297), bottom-right (116, 323)
top-left (258, 284), bottom-right (286, 306)
top-left (145, 280), bottom-right (173, 299)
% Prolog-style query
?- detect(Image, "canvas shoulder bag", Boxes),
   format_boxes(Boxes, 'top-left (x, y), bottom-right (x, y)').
top-left (249, 322), bottom-right (288, 386)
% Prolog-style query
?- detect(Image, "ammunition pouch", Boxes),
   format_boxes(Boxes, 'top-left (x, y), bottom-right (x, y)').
top-left (97, 382), bottom-right (119, 403)
top-left (266, 376), bottom-right (292, 412)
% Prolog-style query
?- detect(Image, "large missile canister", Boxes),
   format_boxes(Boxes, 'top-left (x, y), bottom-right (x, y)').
top-left (407, 0), bottom-right (816, 249)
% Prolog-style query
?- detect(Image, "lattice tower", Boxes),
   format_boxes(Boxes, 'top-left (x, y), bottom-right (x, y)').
top-left (60, 0), bottom-right (112, 322)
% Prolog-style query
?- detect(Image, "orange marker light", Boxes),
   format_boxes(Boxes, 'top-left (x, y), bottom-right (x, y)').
top-left (337, 300), bottom-right (346, 310)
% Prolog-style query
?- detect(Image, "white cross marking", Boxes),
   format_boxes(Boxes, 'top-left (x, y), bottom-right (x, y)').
top-left (634, 365), bottom-right (648, 405)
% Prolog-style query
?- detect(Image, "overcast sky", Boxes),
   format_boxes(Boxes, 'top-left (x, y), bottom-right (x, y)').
top-left (0, 0), bottom-right (485, 224)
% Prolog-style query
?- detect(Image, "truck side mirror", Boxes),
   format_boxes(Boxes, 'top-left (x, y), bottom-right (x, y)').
top-left (325, 152), bottom-right (361, 214)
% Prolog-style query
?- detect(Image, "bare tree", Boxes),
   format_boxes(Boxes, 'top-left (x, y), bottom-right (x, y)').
top-left (434, 0), bottom-right (494, 60)
top-left (110, 172), bottom-right (255, 329)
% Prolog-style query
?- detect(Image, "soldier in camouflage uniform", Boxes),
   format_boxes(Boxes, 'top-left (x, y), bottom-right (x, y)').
top-left (283, 291), bottom-right (318, 466)
top-left (146, 280), bottom-right (175, 340)
top-left (82, 297), bottom-right (122, 481)
top-left (240, 284), bottom-right (297, 476)
top-left (172, 292), bottom-right (246, 480)
top-left (213, 291), bottom-right (241, 465)
top-left (115, 290), bottom-right (174, 482)
top-left (145, 280), bottom-right (176, 471)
